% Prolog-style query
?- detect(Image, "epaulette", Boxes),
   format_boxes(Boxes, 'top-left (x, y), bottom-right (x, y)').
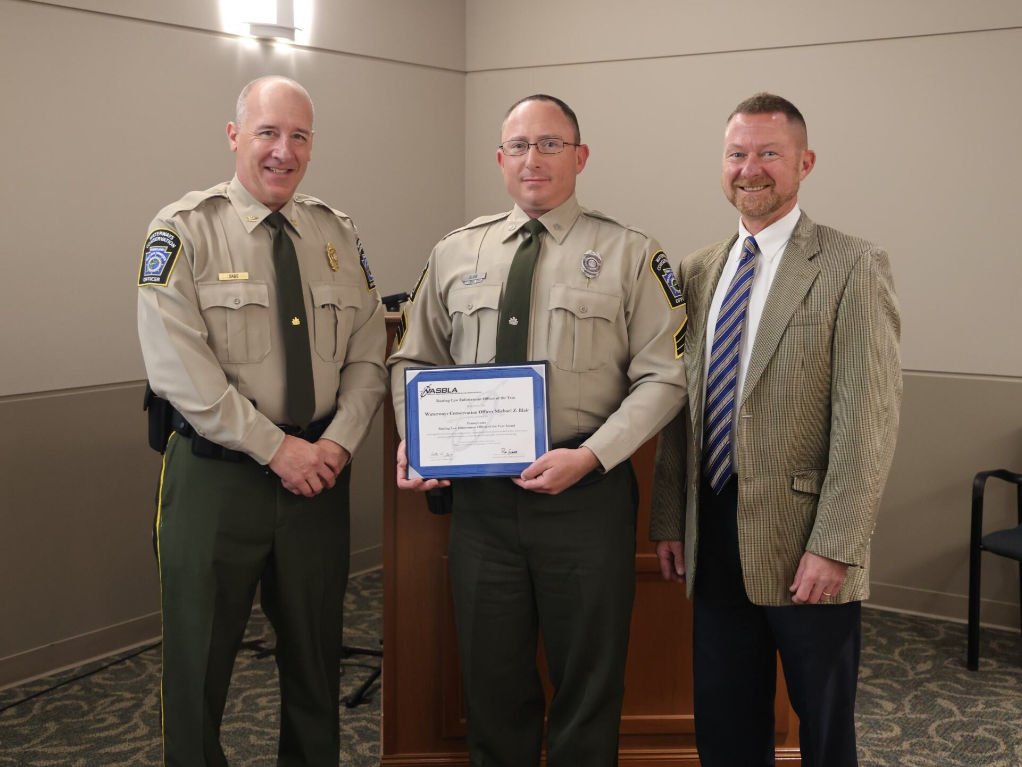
top-left (440, 211), bottom-right (511, 240)
top-left (157, 182), bottom-right (230, 219)
top-left (294, 193), bottom-right (354, 224)
top-left (582, 207), bottom-right (651, 239)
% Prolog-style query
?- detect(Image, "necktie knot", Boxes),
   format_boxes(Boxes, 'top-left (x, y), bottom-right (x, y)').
top-left (523, 218), bottom-right (545, 238)
top-left (266, 210), bottom-right (287, 232)
top-left (740, 236), bottom-right (759, 264)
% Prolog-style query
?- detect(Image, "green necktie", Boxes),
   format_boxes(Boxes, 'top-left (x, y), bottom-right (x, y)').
top-left (495, 218), bottom-right (545, 363)
top-left (267, 211), bottom-right (315, 428)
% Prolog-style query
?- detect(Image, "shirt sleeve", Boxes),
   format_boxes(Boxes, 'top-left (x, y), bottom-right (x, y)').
top-left (136, 215), bottom-right (285, 464)
top-left (322, 277), bottom-right (388, 455)
top-left (386, 247), bottom-right (455, 439)
top-left (582, 238), bottom-right (689, 471)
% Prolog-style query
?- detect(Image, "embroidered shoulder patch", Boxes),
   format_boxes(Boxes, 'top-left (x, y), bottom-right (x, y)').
top-left (138, 229), bottom-right (182, 287)
top-left (356, 238), bottom-right (376, 291)
top-left (649, 250), bottom-right (684, 308)
top-left (409, 263), bottom-right (428, 303)
top-left (673, 315), bottom-right (688, 359)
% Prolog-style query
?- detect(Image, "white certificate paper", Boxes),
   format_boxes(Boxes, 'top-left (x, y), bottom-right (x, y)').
top-left (404, 363), bottom-right (550, 479)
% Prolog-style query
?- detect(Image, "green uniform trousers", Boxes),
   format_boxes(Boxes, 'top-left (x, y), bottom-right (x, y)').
top-left (447, 461), bottom-right (638, 767)
top-left (155, 432), bottom-right (351, 767)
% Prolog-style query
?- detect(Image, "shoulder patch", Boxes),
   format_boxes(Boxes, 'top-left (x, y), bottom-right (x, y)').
top-left (409, 262), bottom-right (428, 303)
top-left (357, 238), bottom-right (376, 291)
top-left (138, 228), bottom-right (182, 287)
top-left (673, 316), bottom-right (688, 359)
top-left (394, 309), bottom-right (409, 349)
top-left (441, 211), bottom-right (511, 240)
top-left (650, 250), bottom-right (684, 308)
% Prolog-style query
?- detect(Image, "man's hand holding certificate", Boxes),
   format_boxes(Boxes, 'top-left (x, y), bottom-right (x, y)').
top-left (404, 364), bottom-right (550, 479)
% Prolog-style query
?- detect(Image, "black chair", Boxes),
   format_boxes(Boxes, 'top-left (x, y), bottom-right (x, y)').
top-left (967, 469), bottom-right (1022, 670)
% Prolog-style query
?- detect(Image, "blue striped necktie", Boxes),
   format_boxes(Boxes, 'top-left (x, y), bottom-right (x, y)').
top-left (704, 236), bottom-right (759, 494)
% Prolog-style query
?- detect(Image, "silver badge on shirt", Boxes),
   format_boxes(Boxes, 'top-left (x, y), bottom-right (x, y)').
top-left (581, 250), bottom-right (602, 279)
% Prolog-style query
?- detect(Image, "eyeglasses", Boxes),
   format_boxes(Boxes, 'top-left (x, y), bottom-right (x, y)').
top-left (498, 138), bottom-right (580, 156)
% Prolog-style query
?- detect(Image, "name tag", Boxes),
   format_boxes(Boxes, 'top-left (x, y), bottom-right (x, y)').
top-left (218, 272), bottom-right (249, 281)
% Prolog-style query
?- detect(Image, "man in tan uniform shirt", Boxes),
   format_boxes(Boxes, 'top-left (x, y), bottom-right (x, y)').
top-left (388, 94), bottom-right (687, 767)
top-left (137, 76), bottom-right (386, 767)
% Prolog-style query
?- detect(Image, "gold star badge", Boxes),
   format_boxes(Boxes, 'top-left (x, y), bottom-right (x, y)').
top-left (326, 242), bottom-right (339, 271)
top-left (291, 317), bottom-right (301, 326)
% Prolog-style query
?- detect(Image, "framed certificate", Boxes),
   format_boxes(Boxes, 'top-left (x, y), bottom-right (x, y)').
top-left (404, 363), bottom-right (550, 479)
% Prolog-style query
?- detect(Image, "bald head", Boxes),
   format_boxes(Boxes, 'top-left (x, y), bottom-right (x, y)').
top-left (235, 76), bottom-right (315, 129)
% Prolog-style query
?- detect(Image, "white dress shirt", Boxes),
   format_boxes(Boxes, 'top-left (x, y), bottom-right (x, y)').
top-left (702, 205), bottom-right (801, 464)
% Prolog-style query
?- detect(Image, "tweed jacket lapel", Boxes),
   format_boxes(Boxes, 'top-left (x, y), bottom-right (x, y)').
top-left (741, 213), bottom-right (821, 405)
top-left (684, 238), bottom-right (734, 433)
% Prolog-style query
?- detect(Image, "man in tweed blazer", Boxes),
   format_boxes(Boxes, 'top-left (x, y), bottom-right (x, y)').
top-left (650, 93), bottom-right (901, 767)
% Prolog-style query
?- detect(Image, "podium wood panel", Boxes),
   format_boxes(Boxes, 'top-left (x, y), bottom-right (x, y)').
top-left (381, 314), bottom-right (800, 765)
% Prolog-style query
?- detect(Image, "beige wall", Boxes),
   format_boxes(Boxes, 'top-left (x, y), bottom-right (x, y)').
top-left (463, 2), bottom-right (1022, 627)
top-left (0, 0), bottom-right (465, 686)
top-left (3, 0), bottom-right (1021, 687)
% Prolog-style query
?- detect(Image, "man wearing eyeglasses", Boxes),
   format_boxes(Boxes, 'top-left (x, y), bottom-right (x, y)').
top-left (388, 94), bottom-right (687, 766)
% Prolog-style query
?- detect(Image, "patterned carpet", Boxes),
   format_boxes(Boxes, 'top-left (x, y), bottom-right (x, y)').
top-left (1, 570), bottom-right (1019, 766)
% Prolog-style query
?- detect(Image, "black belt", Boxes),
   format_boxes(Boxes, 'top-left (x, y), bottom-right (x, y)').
top-left (170, 409), bottom-right (335, 463)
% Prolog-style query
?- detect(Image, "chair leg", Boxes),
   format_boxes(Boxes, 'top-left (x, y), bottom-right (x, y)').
top-left (1017, 561), bottom-right (1022, 639)
top-left (967, 544), bottom-right (982, 671)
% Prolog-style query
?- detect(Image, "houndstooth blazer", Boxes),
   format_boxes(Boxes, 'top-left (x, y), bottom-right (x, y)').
top-left (649, 212), bottom-right (902, 605)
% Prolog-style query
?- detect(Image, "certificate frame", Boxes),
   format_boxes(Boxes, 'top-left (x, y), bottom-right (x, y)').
top-left (404, 362), bottom-right (550, 479)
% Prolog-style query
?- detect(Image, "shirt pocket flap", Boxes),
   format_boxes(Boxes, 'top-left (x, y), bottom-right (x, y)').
top-left (791, 468), bottom-right (825, 495)
top-left (197, 281), bottom-right (270, 311)
top-left (548, 285), bottom-right (621, 320)
top-left (310, 282), bottom-right (361, 310)
top-left (449, 284), bottom-right (501, 316)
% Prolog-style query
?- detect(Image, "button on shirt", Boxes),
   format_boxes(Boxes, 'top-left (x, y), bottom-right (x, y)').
top-left (702, 205), bottom-right (801, 463)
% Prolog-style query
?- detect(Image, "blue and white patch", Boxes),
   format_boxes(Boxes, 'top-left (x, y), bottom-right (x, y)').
top-left (138, 229), bottom-right (182, 287)
top-left (356, 238), bottom-right (376, 291)
top-left (649, 250), bottom-right (683, 308)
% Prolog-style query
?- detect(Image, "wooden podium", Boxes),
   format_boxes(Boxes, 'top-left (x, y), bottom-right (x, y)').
top-left (380, 315), bottom-right (801, 765)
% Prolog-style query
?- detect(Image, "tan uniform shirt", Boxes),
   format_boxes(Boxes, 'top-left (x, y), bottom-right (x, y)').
top-left (388, 196), bottom-right (687, 471)
top-left (137, 176), bottom-right (387, 465)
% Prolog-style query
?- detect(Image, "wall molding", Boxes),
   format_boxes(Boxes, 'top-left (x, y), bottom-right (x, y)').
top-left (869, 581), bottom-right (1019, 630)
top-left (0, 612), bottom-right (161, 691)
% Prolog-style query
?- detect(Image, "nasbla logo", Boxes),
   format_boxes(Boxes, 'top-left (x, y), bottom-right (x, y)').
top-left (421, 384), bottom-right (459, 398)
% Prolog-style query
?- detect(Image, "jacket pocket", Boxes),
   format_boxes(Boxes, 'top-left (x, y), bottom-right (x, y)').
top-left (548, 285), bottom-right (621, 371)
top-left (310, 282), bottom-right (361, 362)
top-left (791, 468), bottom-right (825, 495)
top-left (197, 281), bottom-right (271, 363)
top-left (449, 284), bottom-right (501, 363)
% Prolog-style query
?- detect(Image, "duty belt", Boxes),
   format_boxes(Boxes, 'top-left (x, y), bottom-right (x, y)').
top-left (170, 409), bottom-right (335, 463)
